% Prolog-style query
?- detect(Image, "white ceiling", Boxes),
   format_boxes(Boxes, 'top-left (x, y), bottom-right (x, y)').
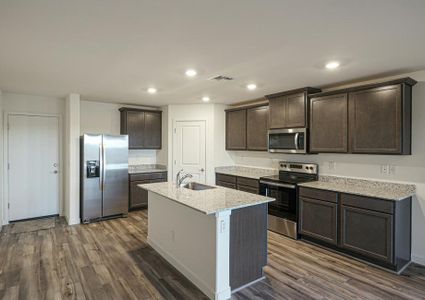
top-left (0, 0), bottom-right (425, 106)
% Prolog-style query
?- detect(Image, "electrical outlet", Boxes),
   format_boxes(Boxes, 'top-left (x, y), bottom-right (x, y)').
top-left (389, 165), bottom-right (396, 175)
top-left (381, 165), bottom-right (389, 174)
top-left (220, 220), bottom-right (226, 233)
top-left (328, 161), bottom-right (336, 171)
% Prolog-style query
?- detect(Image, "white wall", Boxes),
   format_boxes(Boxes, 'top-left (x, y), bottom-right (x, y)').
top-left (80, 100), bottom-right (160, 165)
top-left (166, 104), bottom-right (232, 185)
top-left (223, 80), bottom-right (425, 265)
top-left (1, 93), bottom-right (66, 223)
top-left (0, 90), bottom-right (2, 228)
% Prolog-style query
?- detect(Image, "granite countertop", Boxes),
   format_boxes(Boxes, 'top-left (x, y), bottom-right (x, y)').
top-left (128, 164), bottom-right (167, 174)
top-left (140, 182), bottom-right (275, 215)
top-left (298, 175), bottom-right (416, 201)
top-left (215, 166), bottom-right (278, 180)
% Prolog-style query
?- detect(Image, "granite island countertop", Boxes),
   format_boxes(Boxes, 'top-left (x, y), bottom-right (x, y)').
top-left (215, 166), bottom-right (278, 180)
top-left (128, 164), bottom-right (167, 174)
top-left (298, 175), bottom-right (416, 201)
top-left (140, 182), bottom-right (275, 215)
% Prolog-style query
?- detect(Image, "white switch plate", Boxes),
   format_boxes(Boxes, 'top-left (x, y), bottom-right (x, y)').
top-left (389, 165), bottom-right (396, 175)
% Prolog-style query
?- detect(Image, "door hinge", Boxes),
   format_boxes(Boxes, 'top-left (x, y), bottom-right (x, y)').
top-left (7, 123), bottom-right (9, 130)
top-left (174, 128), bottom-right (176, 134)
top-left (8, 203), bottom-right (10, 209)
top-left (7, 163), bottom-right (10, 170)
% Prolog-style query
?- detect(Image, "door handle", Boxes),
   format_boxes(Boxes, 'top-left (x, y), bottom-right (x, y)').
top-left (200, 168), bottom-right (205, 172)
top-left (53, 170), bottom-right (58, 174)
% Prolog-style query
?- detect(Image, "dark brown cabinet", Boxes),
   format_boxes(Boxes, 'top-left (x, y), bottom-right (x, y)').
top-left (299, 187), bottom-right (411, 272)
top-left (226, 104), bottom-right (269, 151)
top-left (129, 172), bottom-right (167, 210)
top-left (266, 87), bottom-right (321, 129)
top-left (299, 188), bottom-right (339, 245)
top-left (246, 106), bottom-right (269, 151)
top-left (349, 84), bottom-right (408, 154)
top-left (119, 108), bottom-right (162, 149)
top-left (216, 173), bottom-right (259, 194)
top-left (340, 205), bottom-right (393, 263)
top-left (226, 109), bottom-right (247, 150)
top-left (310, 93), bottom-right (348, 153)
top-left (308, 78), bottom-right (416, 155)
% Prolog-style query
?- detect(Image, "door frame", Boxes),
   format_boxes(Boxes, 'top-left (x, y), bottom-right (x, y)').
top-left (2, 112), bottom-right (63, 225)
top-left (172, 119), bottom-right (207, 184)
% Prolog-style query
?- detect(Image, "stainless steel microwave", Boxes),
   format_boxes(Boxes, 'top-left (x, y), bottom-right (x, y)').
top-left (268, 128), bottom-right (307, 154)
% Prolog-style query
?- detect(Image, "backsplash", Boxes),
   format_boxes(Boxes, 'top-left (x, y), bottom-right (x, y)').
top-left (128, 149), bottom-right (157, 165)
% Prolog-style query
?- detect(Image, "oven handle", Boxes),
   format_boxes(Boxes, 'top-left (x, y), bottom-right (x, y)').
top-left (260, 181), bottom-right (296, 189)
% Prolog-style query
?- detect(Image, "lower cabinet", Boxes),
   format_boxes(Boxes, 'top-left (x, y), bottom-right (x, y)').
top-left (216, 173), bottom-right (259, 194)
top-left (129, 172), bottom-right (167, 210)
top-left (298, 187), bottom-right (411, 272)
top-left (340, 205), bottom-right (393, 263)
top-left (299, 197), bottom-right (338, 245)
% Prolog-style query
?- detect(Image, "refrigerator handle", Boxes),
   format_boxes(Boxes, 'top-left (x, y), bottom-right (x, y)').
top-left (102, 142), bottom-right (106, 190)
top-left (99, 144), bottom-right (103, 191)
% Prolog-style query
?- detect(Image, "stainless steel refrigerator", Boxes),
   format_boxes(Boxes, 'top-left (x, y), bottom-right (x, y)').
top-left (80, 134), bottom-right (129, 223)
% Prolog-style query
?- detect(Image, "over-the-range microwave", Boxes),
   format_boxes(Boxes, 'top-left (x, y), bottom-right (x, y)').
top-left (268, 128), bottom-right (307, 154)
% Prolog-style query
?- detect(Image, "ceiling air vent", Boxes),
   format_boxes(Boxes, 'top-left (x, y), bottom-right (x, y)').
top-left (210, 75), bottom-right (234, 81)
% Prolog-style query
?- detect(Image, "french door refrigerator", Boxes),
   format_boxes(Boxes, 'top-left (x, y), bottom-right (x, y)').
top-left (80, 134), bottom-right (129, 223)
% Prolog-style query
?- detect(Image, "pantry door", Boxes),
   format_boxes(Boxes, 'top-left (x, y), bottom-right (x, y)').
top-left (173, 120), bottom-right (206, 184)
top-left (8, 114), bottom-right (60, 221)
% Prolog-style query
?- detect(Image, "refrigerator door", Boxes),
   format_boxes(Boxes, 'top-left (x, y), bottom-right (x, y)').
top-left (102, 134), bottom-right (129, 217)
top-left (81, 134), bottom-right (103, 222)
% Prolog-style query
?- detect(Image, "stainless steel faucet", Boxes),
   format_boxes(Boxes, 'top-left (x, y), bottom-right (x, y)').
top-left (176, 169), bottom-right (193, 186)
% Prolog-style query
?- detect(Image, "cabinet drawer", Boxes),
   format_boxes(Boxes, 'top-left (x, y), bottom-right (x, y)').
top-left (341, 193), bottom-right (394, 214)
top-left (237, 177), bottom-right (259, 189)
top-left (216, 173), bottom-right (237, 184)
top-left (299, 197), bottom-right (338, 245)
top-left (237, 185), bottom-right (259, 194)
top-left (130, 171), bottom-right (167, 182)
top-left (216, 180), bottom-right (237, 189)
top-left (299, 187), bottom-right (338, 203)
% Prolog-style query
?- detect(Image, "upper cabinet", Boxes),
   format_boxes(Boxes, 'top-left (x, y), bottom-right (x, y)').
top-left (310, 93), bottom-right (348, 153)
top-left (226, 109), bottom-right (247, 150)
top-left (226, 104), bottom-right (269, 151)
top-left (119, 108), bottom-right (162, 149)
top-left (309, 78), bottom-right (416, 155)
top-left (266, 87), bottom-right (321, 129)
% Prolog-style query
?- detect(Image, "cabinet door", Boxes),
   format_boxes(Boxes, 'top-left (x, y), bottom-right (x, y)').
top-left (285, 92), bottom-right (306, 128)
top-left (130, 180), bottom-right (148, 209)
top-left (226, 109), bottom-right (247, 150)
top-left (299, 197), bottom-right (338, 245)
top-left (349, 85), bottom-right (402, 154)
top-left (216, 181), bottom-right (237, 189)
top-left (340, 205), bottom-right (393, 263)
top-left (268, 96), bottom-right (286, 129)
top-left (144, 111), bottom-right (162, 149)
top-left (310, 94), bottom-right (348, 153)
top-left (126, 111), bottom-right (145, 149)
top-left (247, 106), bottom-right (269, 151)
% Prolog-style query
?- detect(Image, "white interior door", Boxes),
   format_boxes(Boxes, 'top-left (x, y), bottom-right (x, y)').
top-left (8, 114), bottom-right (60, 221)
top-left (173, 120), bottom-right (206, 183)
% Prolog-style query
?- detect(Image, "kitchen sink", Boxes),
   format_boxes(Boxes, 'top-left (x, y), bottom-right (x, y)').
top-left (182, 182), bottom-right (216, 191)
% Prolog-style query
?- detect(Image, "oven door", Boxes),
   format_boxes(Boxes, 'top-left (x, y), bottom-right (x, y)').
top-left (268, 128), bottom-right (306, 154)
top-left (260, 180), bottom-right (298, 239)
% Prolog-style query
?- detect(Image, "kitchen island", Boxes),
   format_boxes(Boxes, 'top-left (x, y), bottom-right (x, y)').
top-left (140, 182), bottom-right (274, 300)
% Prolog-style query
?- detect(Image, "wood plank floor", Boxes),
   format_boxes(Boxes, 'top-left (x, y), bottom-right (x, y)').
top-left (0, 210), bottom-right (424, 300)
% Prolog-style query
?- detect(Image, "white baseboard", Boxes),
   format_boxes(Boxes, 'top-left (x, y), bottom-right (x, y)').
top-left (148, 236), bottom-right (230, 300)
top-left (412, 254), bottom-right (425, 266)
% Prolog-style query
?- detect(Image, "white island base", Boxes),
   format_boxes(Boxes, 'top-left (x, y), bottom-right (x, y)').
top-left (146, 190), bottom-right (270, 300)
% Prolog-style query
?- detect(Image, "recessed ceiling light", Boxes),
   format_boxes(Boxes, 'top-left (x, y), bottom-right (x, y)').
top-left (147, 87), bottom-right (157, 94)
top-left (247, 83), bottom-right (257, 90)
top-left (202, 96), bottom-right (210, 102)
top-left (325, 61), bottom-right (340, 70)
top-left (185, 69), bottom-right (197, 77)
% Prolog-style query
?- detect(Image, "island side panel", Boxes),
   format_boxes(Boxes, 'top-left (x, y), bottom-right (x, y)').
top-left (230, 203), bottom-right (268, 291)
top-left (147, 191), bottom-right (230, 300)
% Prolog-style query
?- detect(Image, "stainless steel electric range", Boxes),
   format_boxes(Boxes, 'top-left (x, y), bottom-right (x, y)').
top-left (259, 162), bottom-right (318, 239)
